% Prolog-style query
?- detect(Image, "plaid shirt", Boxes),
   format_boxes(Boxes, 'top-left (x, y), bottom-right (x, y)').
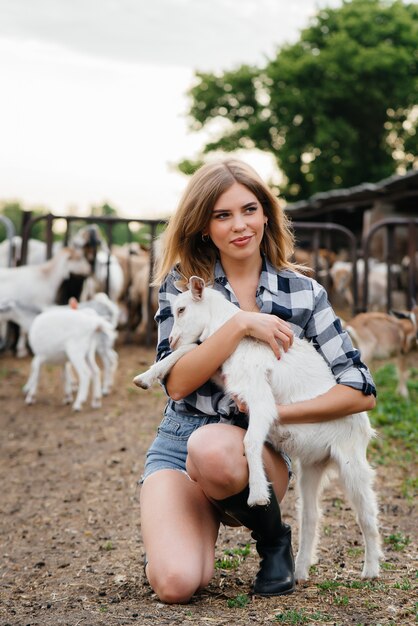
top-left (155, 256), bottom-right (376, 418)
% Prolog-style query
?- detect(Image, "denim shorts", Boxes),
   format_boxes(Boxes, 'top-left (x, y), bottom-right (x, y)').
top-left (140, 405), bottom-right (292, 484)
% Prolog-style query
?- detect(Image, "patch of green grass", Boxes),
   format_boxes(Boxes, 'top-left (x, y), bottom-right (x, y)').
top-left (393, 578), bottom-right (411, 590)
top-left (215, 544), bottom-right (250, 570)
top-left (318, 579), bottom-right (388, 593)
top-left (317, 580), bottom-right (341, 592)
top-left (215, 556), bottom-right (239, 570)
top-left (347, 547), bottom-right (363, 557)
top-left (227, 593), bottom-right (250, 608)
top-left (384, 532), bottom-right (411, 551)
top-left (274, 609), bottom-right (334, 624)
top-left (310, 613), bottom-right (333, 623)
top-left (275, 609), bottom-right (309, 624)
top-left (380, 561), bottom-right (396, 571)
top-left (368, 364), bottom-right (418, 465)
top-left (344, 580), bottom-right (388, 591)
top-left (224, 544), bottom-right (251, 558)
top-left (334, 594), bottom-right (349, 606)
top-left (100, 541), bottom-right (115, 551)
top-left (400, 476), bottom-right (418, 502)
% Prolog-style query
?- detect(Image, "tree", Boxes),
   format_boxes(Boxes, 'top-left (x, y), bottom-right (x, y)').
top-left (0, 202), bottom-right (48, 241)
top-left (180, 0), bottom-right (418, 201)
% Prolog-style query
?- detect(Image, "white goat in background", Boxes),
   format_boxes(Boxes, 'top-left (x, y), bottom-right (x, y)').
top-left (0, 247), bottom-right (91, 356)
top-left (134, 276), bottom-right (382, 581)
top-left (24, 305), bottom-right (116, 411)
top-left (69, 293), bottom-right (119, 395)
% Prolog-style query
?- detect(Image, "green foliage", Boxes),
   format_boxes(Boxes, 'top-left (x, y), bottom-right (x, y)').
top-left (227, 593), bottom-right (250, 608)
top-left (0, 201), bottom-right (48, 241)
top-left (275, 609), bottom-right (334, 624)
top-left (333, 593), bottom-right (349, 606)
top-left (384, 532), bottom-right (411, 551)
top-left (275, 609), bottom-right (309, 624)
top-left (183, 0), bottom-right (418, 200)
top-left (224, 544), bottom-right (251, 558)
top-left (177, 158), bottom-right (205, 176)
top-left (0, 200), bottom-right (163, 248)
top-left (393, 577), bottom-right (412, 590)
top-left (368, 364), bottom-right (418, 465)
top-left (215, 543), bottom-right (250, 570)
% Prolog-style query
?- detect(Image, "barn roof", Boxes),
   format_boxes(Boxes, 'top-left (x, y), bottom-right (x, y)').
top-left (285, 168), bottom-right (418, 219)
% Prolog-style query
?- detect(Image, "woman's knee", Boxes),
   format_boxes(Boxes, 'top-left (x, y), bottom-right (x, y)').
top-left (148, 562), bottom-right (212, 604)
top-left (187, 425), bottom-right (246, 487)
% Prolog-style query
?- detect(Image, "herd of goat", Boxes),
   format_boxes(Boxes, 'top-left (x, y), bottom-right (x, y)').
top-left (0, 224), bottom-right (417, 410)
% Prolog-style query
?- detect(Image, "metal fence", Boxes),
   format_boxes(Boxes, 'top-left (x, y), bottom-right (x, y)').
top-left (2, 212), bottom-right (417, 348)
top-left (0, 215), bottom-right (16, 267)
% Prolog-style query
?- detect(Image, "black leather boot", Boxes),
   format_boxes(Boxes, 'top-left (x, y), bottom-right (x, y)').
top-left (215, 485), bottom-right (295, 596)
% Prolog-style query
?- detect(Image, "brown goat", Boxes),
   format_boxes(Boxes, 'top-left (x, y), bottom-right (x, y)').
top-left (345, 307), bottom-right (418, 398)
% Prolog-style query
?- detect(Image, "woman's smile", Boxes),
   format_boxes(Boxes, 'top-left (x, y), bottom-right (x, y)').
top-left (230, 234), bottom-right (255, 247)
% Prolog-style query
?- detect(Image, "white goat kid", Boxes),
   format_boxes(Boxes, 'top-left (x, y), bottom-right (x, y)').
top-left (25, 308), bottom-right (116, 411)
top-left (72, 293), bottom-right (120, 395)
top-left (134, 276), bottom-right (382, 581)
top-left (0, 247), bottom-right (91, 357)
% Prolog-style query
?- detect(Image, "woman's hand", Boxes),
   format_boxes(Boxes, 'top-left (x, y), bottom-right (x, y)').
top-left (235, 311), bottom-right (294, 359)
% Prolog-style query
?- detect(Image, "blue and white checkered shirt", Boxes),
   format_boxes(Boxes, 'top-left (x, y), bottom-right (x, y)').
top-left (155, 255), bottom-right (376, 418)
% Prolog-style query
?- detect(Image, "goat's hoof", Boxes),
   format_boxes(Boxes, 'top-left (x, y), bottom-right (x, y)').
top-left (294, 566), bottom-right (310, 582)
top-left (25, 397), bottom-right (35, 405)
top-left (247, 495), bottom-right (270, 507)
top-left (63, 395), bottom-right (73, 404)
top-left (91, 399), bottom-right (102, 409)
top-left (72, 404), bottom-right (82, 412)
top-left (361, 566), bottom-right (380, 579)
top-left (133, 375), bottom-right (150, 389)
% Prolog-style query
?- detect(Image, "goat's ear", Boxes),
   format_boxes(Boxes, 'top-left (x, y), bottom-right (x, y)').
top-left (390, 309), bottom-right (408, 320)
top-left (188, 276), bottom-right (205, 301)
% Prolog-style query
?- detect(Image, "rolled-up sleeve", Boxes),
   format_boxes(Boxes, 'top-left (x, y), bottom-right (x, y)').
top-left (305, 280), bottom-right (376, 396)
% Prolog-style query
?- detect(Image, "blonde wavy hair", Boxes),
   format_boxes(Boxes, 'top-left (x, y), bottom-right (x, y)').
top-left (154, 159), bottom-right (297, 286)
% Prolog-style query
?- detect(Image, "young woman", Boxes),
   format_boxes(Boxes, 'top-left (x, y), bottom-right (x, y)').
top-left (139, 159), bottom-right (376, 604)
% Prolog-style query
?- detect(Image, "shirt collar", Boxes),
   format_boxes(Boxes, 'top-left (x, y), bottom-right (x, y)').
top-left (214, 254), bottom-right (278, 294)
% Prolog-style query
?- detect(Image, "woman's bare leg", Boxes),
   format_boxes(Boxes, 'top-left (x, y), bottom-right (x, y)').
top-left (140, 469), bottom-right (220, 604)
top-left (187, 423), bottom-right (294, 596)
top-left (186, 423), bottom-right (289, 503)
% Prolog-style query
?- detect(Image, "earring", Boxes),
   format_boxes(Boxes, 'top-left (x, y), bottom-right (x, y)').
top-left (202, 233), bottom-right (209, 242)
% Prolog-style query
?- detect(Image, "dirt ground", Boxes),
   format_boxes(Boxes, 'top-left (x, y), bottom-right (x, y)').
top-left (0, 341), bottom-right (416, 626)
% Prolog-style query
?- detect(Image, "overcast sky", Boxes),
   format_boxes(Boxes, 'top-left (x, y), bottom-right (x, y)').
top-left (0, 0), bottom-right (343, 219)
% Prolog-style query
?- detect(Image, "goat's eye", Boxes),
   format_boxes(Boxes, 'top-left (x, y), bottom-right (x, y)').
top-left (177, 306), bottom-right (185, 316)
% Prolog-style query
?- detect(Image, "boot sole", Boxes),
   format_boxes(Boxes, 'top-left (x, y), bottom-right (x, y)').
top-left (252, 584), bottom-right (296, 597)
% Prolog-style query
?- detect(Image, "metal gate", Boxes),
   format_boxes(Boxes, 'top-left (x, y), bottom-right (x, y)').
top-left (0, 215), bottom-right (16, 267)
top-left (19, 212), bottom-right (165, 346)
top-left (362, 217), bottom-right (418, 311)
top-left (292, 221), bottom-right (359, 315)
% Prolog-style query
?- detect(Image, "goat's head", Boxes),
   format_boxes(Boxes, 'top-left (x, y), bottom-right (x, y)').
top-left (169, 276), bottom-right (213, 349)
top-left (70, 224), bottom-right (107, 265)
top-left (62, 247), bottom-right (93, 277)
top-left (390, 303), bottom-right (418, 349)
